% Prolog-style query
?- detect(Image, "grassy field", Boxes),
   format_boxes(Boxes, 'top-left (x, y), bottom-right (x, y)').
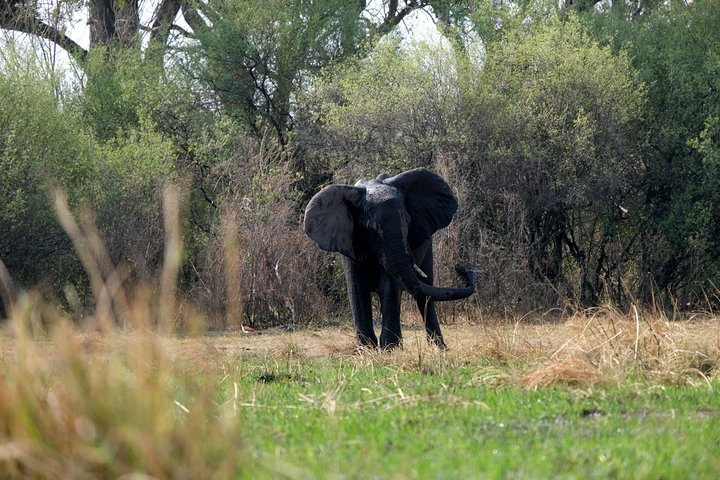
top-left (1, 307), bottom-right (719, 479)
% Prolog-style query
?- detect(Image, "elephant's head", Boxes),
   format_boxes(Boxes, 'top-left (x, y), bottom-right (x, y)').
top-left (304, 168), bottom-right (475, 301)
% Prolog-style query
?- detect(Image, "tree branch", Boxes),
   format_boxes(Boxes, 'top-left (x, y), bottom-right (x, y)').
top-left (0, 3), bottom-right (88, 63)
top-left (149, 0), bottom-right (183, 45)
top-left (378, 0), bottom-right (427, 36)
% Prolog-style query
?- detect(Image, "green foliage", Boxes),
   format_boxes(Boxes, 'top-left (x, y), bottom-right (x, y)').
top-left (193, 0), bottom-right (368, 143)
top-left (301, 37), bottom-right (463, 180)
top-left (457, 14), bottom-right (647, 306)
top-left (0, 54), bottom-right (97, 291)
top-left (584, 0), bottom-right (720, 303)
top-left (92, 120), bottom-right (175, 279)
top-left (483, 15), bottom-right (645, 189)
top-left (81, 48), bottom-right (167, 141)
top-left (0, 49), bottom-right (179, 307)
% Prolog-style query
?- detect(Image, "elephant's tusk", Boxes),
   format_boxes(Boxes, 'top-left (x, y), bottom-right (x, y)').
top-left (413, 264), bottom-right (428, 278)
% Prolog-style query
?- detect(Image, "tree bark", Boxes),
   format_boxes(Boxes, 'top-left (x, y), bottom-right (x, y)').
top-left (89, 0), bottom-right (140, 48)
top-left (1, 0), bottom-right (182, 62)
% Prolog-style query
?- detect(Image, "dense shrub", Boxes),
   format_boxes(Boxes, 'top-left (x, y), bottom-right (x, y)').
top-left (0, 53), bottom-right (97, 304)
top-left (92, 122), bottom-right (174, 282)
top-left (0, 49), bottom-right (176, 315)
top-left (585, 0), bottom-right (720, 307)
top-left (188, 135), bottom-right (340, 329)
top-left (298, 38), bottom-right (459, 181)
top-left (459, 15), bottom-right (647, 309)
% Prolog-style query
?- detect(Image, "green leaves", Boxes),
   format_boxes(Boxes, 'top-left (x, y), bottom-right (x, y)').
top-left (0, 54), bottom-right (96, 287)
top-left (0, 48), bottom-right (179, 304)
top-left (585, 0), bottom-right (720, 299)
top-left (194, 0), bottom-right (368, 143)
top-left (302, 37), bottom-right (464, 177)
top-left (467, 14), bottom-right (648, 305)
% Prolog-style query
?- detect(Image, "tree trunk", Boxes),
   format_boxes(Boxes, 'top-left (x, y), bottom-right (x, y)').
top-left (89, 0), bottom-right (140, 48)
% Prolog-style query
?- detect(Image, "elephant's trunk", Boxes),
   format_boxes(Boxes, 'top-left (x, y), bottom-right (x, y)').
top-left (383, 236), bottom-right (476, 302)
top-left (418, 265), bottom-right (477, 301)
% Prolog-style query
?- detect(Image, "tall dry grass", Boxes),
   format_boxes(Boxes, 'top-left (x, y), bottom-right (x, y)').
top-left (386, 307), bottom-right (720, 390)
top-left (212, 305), bottom-right (718, 392)
top-left (532, 306), bottom-right (720, 388)
top-left (0, 185), bottom-right (250, 478)
top-left (0, 316), bottom-right (247, 478)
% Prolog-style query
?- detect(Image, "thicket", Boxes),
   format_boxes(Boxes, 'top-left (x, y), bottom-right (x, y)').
top-left (0, 0), bottom-right (718, 326)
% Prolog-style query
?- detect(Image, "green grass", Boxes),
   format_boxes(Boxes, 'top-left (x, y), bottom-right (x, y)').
top-left (225, 356), bottom-right (720, 479)
top-left (1, 313), bottom-right (719, 479)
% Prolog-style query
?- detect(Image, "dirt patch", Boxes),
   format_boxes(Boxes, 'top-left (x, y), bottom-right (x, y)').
top-left (206, 326), bottom-right (358, 358)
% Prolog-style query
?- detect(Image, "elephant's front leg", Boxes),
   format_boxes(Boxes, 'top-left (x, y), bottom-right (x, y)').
top-left (342, 257), bottom-right (378, 347)
top-left (378, 273), bottom-right (402, 350)
top-left (414, 246), bottom-right (447, 349)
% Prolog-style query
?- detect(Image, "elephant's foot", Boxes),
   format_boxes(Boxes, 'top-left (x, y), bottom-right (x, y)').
top-left (380, 328), bottom-right (402, 351)
top-left (380, 338), bottom-right (402, 351)
top-left (356, 331), bottom-right (378, 349)
top-left (427, 331), bottom-right (448, 350)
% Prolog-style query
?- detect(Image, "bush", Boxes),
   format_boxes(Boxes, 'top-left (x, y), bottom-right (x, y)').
top-left (298, 38), bottom-right (459, 181)
top-left (0, 49), bottom-right (179, 315)
top-left (587, 1), bottom-right (720, 306)
top-left (0, 53), bottom-right (97, 305)
top-left (450, 15), bottom-right (647, 310)
top-left (188, 135), bottom-right (340, 329)
top-left (91, 120), bottom-right (175, 283)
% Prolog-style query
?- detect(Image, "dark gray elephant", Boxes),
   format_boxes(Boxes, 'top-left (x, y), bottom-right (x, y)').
top-left (303, 168), bottom-right (478, 349)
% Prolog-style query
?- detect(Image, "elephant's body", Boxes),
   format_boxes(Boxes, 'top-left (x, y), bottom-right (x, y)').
top-left (304, 168), bottom-right (478, 349)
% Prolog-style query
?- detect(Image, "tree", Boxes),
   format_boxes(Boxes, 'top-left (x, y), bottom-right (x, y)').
top-left (1, 0), bottom-right (476, 139)
top-left (298, 38), bottom-right (460, 178)
top-left (1, 0), bottom-right (155, 61)
top-left (584, 0), bottom-right (720, 306)
top-left (191, 0), bottom-right (479, 145)
top-left (468, 15), bottom-right (647, 307)
top-left (191, 0), bottom-right (368, 145)
top-left (0, 0), bottom-right (456, 69)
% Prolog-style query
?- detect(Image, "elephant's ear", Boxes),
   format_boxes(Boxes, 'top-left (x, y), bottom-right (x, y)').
top-left (303, 185), bottom-right (365, 259)
top-left (385, 168), bottom-right (458, 243)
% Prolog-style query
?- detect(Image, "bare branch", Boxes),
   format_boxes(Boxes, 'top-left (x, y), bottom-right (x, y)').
top-left (378, 0), bottom-right (428, 36)
top-left (1, 1), bottom-right (88, 62)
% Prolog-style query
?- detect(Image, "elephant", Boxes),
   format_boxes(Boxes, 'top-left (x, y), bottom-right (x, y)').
top-left (303, 168), bottom-right (479, 349)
